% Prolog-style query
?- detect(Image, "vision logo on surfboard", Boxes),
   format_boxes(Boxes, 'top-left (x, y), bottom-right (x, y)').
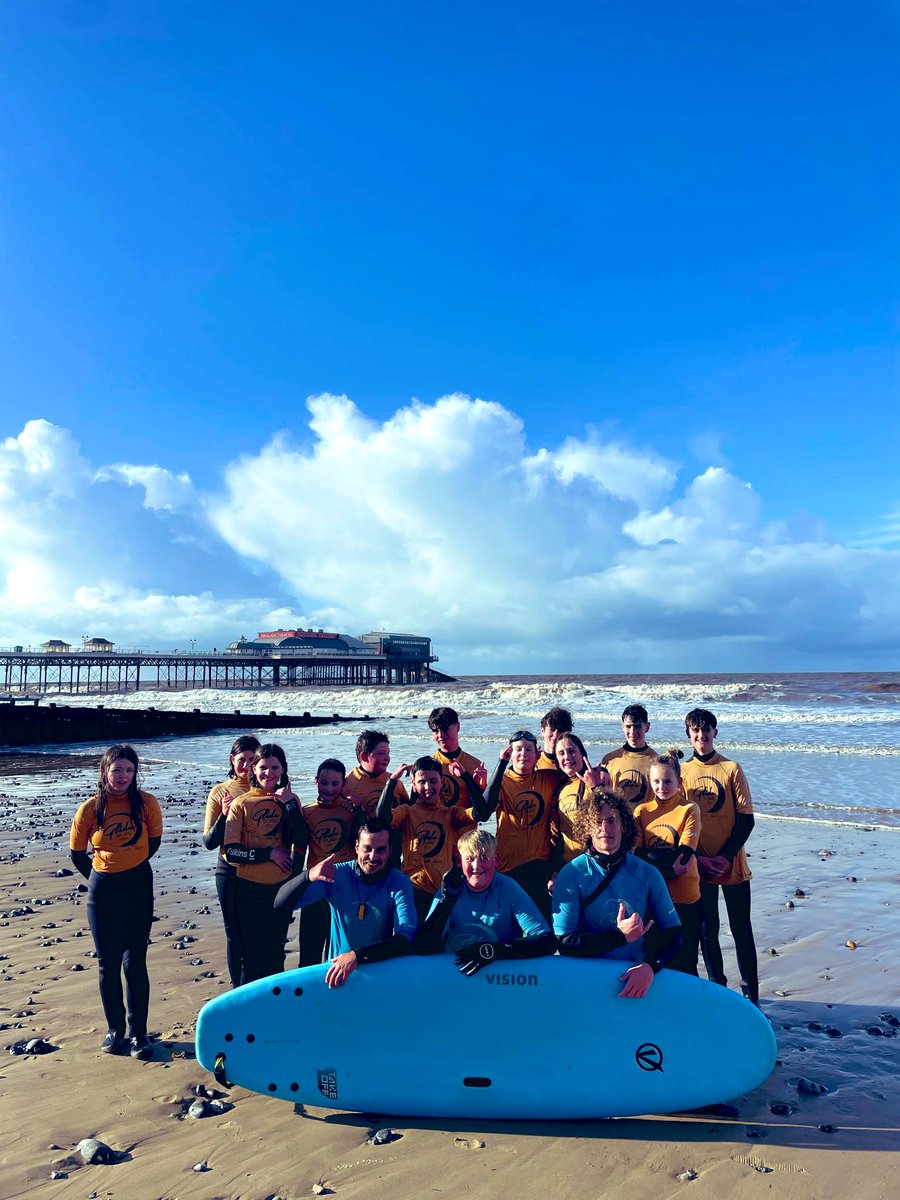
top-left (485, 973), bottom-right (538, 986)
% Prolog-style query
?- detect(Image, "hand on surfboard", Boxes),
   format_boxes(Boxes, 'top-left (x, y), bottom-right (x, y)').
top-left (325, 949), bottom-right (358, 989)
top-left (308, 852), bottom-right (337, 883)
top-left (616, 903), bottom-right (653, 943)
top-left (618, 962), bottom-right (655, 998)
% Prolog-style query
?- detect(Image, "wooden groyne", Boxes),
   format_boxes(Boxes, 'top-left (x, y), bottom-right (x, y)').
top-left (0, 702), bottom-right (364, 749)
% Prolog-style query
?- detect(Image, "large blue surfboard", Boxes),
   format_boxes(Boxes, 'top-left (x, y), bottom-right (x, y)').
top-left (196, 956), bottom-right (776, 1119)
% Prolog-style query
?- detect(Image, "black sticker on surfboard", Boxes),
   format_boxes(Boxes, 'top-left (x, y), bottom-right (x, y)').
top-left (635, 1043), bottom-right (664, 1072)
top-left (317, 1068), bottom-right (338, 1099)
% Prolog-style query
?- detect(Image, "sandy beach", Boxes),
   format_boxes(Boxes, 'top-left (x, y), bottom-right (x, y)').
top-left (1, 763), bottom-right (898, 1200)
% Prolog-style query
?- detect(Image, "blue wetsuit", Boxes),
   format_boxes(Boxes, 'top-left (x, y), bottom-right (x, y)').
top-left (552, 852), bottom-right (680, 966)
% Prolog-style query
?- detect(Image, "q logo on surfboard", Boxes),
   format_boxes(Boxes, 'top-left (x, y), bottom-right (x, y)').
top-left (635, 1043), bottom-right (664, 1073)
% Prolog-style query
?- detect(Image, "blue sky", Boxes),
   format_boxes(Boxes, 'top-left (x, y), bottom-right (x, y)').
top-left (1, 2), bottom-right (898, 672)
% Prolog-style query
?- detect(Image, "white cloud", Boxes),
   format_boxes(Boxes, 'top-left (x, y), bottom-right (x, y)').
top-left (94, 463), bottom-right (195, 511)
top-left (2, 400), bottom-right (900, 670)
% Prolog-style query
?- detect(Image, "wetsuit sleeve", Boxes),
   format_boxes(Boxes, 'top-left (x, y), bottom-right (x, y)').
top-left (203, 787), bottom-right (228, 849)
top-left (281, 796), bottom-right (307, 850)
top-left (202, 811), bottom-right (226, 850)
top-left (482, 759), bottom-right (507, 818)
top-left (273, 870), bottom-right (331, 911)
top-left (492, 931), bottom-right (557, 959)
top-left (356, 934), bottom-right (414, 964)
top-left (147, 835), bottom-right (161, 860)
top-left (643, 923), bottom-right (682, 973)
top-left (556, 928), bottom-right (629, 956)
top-left (375, 777), bottom-right (403, 824)
top-left (70, 849), bottom-right (92, 879)
top-left (718, 812), bottom-right (755, 863)
top-left (413, 868), bottom-right (464, 952)
top-left (458, 770), bottom-right (487, 820)
top-left (635, 844), bottom-right (693, 881)
top-left (413, 898), bottom-right (452, 953)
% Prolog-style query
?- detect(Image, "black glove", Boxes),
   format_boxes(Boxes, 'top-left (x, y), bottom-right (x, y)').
top-left (440, 865), bottom-right (465, 900)
top-left (454, 941), bottom-right (496, 976)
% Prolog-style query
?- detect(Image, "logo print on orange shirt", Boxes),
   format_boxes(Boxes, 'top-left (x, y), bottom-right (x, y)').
top-left (250, 804), bottom-right (281, 832)
top-left (102, 816), bottom-right (137, 844)
top-left (646, 824), bottom-right (681, 850)
top-left (440, 774), bottom-right (459, 806)
top-left (693, 776), bottom-right (726, 815)
top-left (513, 791), bottom-right (545, 827)
top-left (315, 819), bottom-right (348, 852)
top-left (415, 821), bottom-right (446, 858)
top-left (618, 770), bottom-right (648, 804)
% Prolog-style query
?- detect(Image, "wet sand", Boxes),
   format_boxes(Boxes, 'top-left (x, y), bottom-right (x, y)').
top-left (1, 766), bottom-right (898, 1199)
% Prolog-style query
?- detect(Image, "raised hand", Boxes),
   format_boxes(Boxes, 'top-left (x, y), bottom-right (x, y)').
top-left (309, 852), bottom-right (337, 883)
top-left (616, 902), bottom-right (654, 943)
top-left (578, 758), bottom-right (611, 789)
top-left (391, 763), bottom-right (412, 781)
top-left (473, 762), bottom-right (488, 790)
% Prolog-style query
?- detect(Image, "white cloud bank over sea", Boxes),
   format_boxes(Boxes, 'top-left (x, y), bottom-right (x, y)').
top-left (2, 398), bottom-right (899, 672)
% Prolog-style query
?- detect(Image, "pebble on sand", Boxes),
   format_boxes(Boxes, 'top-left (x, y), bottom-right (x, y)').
top-left (77, 1138), bottom-right (118, 1165)
top-left (367, 1128), bottom-right (398, 1145)
top-left (797, 1077), bottom-right (828, 1096)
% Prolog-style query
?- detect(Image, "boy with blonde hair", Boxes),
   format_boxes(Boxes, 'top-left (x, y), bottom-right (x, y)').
top-left (415, 829), bottom-right (555, 973)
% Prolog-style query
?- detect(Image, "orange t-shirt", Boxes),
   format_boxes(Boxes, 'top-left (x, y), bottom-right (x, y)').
top-left (301, 798), bottom-right (357, 868)
top-left (345, 767), bottom-right (408, 816)
top-left (69, 790), bottom-right (163, 874)
top-left (557, 777), bottom-right (587, 863)
top-left (494, 768), bottom-right (560, 872)
top-left (432, 747), bottom-right (483, 807)
top-left (204, 776), bottom-right (251, 862)
top-left (633, 793), bottom-right (701, 904)
top-left (680, 752), bottom-right (753, 885)
top-left (388, 800), bottom-right (476, 893)
top-left (600, 744), bottom-right (657, 810)
top-left (224, 788), bottom-right (301, 885)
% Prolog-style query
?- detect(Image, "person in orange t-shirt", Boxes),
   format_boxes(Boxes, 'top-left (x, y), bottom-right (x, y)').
top-left (634, 749), bottom-right (701, 976)
top-left (69, 744), bottom-right (163, 1059)
top-left (680, 708), bottom-right (758, 1005)
top-left (298, 757), bottom-right (358, 966)
top-left (202, 734), bottom-right (260, 987)
top-left (484, 731), bottom-right (561, 920)
top-left (224, 743), bottom-right (306, 982)
top-left (377, 755), bottom-right (478, 922)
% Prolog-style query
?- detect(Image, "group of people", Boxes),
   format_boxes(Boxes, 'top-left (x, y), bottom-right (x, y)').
top-left (68, 702), bottom-right (758, 1057)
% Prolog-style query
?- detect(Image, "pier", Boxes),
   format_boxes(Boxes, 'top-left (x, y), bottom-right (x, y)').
top-left (0, 646), bottom-right (454, 696)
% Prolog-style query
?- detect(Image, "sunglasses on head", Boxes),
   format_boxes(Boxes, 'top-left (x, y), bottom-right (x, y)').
top-left (509, 730), bottom-right (538, 745)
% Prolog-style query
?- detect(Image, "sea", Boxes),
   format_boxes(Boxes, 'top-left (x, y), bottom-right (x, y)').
top-left (18, 672), bottom-right (900, 830)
